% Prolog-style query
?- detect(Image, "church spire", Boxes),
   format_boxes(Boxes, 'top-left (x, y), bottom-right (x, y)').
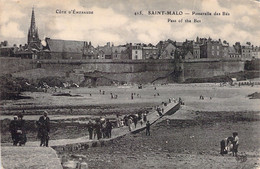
top-left (30, 7), bottom-right (36, 31)
top-left (27, 7), bottom-right (41, 48)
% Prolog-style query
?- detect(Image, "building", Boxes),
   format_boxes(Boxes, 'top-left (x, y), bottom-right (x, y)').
top-left (131, 44), bottom-right (143, 60)
top-left (184, 51), bottom-right (193, 60)
top-left (252, 46), bottom-right (260, 59)
top-left (27, 8), bottom-right (42, 50)
top-left (233, 42), bottom-right (242, 54)
top-left (200, 38), bottom-right (223, 58)
top-left (111, 45), bottom-right (128, 60)
top-left (97, 42), bottom-right (112, 59)
top-left (82, 42), bottom-right (96, 59)
top-left (193, 43), bottom-right (200, 59)
top-left (156, 40), bottom-right (176, 59)
top-left (222, 41), bottom-right (229, 58)
top-left (43, 38), bottom-right (88, 59)
top-left (241, 42), bottom-right (252, 60)
top-left (0, 41), bottom-right (14, 57)
top-left (228, 46), bottom-right (241, 58)
top-left (142, 46), bottom-right (158, 59)
top-left (0, 46), bottom-right (15, 57)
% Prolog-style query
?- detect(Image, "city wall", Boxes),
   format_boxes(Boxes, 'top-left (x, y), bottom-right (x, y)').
top-left (0, 57), bottom-right (35, 75)
top-left (181, 59), bottom-right (245, 80)
top-left (37, 59), bottom-right (176, 73)
top-left (0, 57), bottom-right (246, 83)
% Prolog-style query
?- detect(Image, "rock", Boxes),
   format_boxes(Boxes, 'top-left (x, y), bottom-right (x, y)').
top-left (61, 155), bottom-right (68, 165)
top-left (80, 162), bottom-right (89, 169)
top-left (63, 160), bottom-right (77, 168)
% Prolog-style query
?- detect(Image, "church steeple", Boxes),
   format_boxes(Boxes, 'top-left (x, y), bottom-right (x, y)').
top-left (27, 7), bottom-right (41, 47)
top-left (30, 8), bottom-right (36, 31)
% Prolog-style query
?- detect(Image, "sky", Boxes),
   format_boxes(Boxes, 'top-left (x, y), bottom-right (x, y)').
top-left (0, 0), bottom-right (259, 47)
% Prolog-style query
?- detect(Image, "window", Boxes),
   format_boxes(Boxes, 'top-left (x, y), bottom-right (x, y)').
top-left (135, 51), bottom-right (138, 54)
top-left (212, 51), bottom-right (214, 55)
top-left (217, 46), bottom-right (219, 50)
top-left (217, 51), bottom-right (219, 55)
top-left (212, 46), bottom-right (214, 50)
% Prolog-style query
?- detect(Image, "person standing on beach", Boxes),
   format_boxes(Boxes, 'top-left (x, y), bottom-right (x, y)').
top-left (146, 121), bottom-right (151, 136)
top-left (133, 115), bottom-right (138, 128)
top-left (95, 121), bottom-right (102, 140)
top-left (87, 120), bottom-right (94, 140)
top-left (232, 132), bottom-right (239, 157)
top-left (37, 111), bottom-right (50, 147)
top-left (128, 117), bottom-right (132, 131)
top-left (9, 116), bottom-right (18, 145)
top-left (116, 114), bottom-right (121, 128)
top-left (220, 139), bottom-right (226, 155)
top-left (16, 114), bottom-right (27, 146)
top-left (106, 119), bottom-right (112, 138)
top-left (143, 112), bottom-right (147, 122)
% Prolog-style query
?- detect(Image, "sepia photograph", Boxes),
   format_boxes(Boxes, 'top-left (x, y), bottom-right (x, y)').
top-left (0, 0), bottom-right (260, 168)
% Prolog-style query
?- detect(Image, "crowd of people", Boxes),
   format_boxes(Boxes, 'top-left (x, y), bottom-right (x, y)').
top-left (86, 110), bottom-right (151, 140)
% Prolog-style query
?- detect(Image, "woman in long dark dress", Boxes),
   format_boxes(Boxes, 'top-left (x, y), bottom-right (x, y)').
top-left (16, 114), bottom-right (27, 146)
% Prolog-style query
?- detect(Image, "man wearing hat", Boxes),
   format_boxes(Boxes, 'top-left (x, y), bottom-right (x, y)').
top-left (37, 111), bottom-right (50, 147)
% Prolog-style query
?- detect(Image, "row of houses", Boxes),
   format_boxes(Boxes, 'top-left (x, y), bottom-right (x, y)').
top-left (1, 37), bottom-right (260, 60)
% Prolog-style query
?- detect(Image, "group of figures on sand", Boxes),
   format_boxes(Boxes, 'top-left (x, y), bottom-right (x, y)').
top-left (86, 111), bottom-right (151, 140)
top-left (86, 118), bottom-right (113, 140)
top-left (9, 111), bottom-right (50, 147)
top-left (220, 132), bottom-right (239, 157)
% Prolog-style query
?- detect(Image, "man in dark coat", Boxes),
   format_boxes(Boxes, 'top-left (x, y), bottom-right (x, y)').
top-left (95, 121), bottom-right (102, 140)
top-left (16, 114), bottom-right (26, 146)
top-left (37, 111), bottom-right (50, 147)
top-left (106, 119), bottom-right (113, 138)
top-left (9, 116), bottom-right (18, 145)
top-left (87, 120), bottom-right (94, 140)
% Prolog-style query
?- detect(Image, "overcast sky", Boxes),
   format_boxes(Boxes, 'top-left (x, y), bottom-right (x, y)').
top-left (0, 0), bottom-right (259, 46)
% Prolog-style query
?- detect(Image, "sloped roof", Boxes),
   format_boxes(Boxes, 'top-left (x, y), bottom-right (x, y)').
top-left (228, 46), bottom-right (236, 53)
top-left (46, 38), bottom-right (84, 53)
top-left (98, 46), bottom-right (112, 55)
top-left (175, 42), bottom-right (183, 47)
top-left (112, 46), bottom-right (127, 53)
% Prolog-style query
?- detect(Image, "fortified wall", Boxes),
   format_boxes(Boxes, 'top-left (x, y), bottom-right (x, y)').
top-left (0, 57), bottom-right (34, 74)
top-left (181, 59), bottom-right (245, 81)
top-left (0, 57), bottom-right (246, 83)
